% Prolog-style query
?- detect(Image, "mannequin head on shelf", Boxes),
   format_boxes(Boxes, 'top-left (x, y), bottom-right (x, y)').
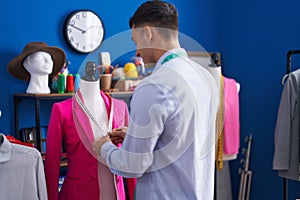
top-left (7, 42), bottom-right (66, 94)
top-left (23, 51), bottom-right (54, 94)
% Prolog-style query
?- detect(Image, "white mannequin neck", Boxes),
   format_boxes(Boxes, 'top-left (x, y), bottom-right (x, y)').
top-left (80, 79), bottom-right (101, 99)
top-left (26, 75), bottom-right (51, 94)
top-left (79, 79), bottom-right (108, 138)
top-left (216, 66), bottom-right (222, 75)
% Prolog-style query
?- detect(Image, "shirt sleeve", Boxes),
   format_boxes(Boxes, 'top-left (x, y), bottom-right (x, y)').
top-left (101, 83), bottom-right (170, 178)
top-left (36, 151), bottom-right (48, 200)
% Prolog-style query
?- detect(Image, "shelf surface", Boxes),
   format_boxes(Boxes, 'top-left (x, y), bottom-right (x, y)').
top-left (14, 91), bottom-right (133, 98)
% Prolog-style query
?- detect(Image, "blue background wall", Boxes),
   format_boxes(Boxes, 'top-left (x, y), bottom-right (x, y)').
top-left (0, 0), bottom-right (299, 199)
top-left (220, 0), bottom-right (300, 199)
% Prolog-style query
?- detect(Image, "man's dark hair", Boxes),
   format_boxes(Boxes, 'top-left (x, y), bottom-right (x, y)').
top-left (129, 0), bottom-right (178, 31)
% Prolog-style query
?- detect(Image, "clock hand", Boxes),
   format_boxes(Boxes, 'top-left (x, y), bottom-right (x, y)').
top-left (69, 24), bottom-right (85, 33)
top-left (84, 25), bottom-right (95, 32)
top-left (83, 25), bottom-right (101, 33)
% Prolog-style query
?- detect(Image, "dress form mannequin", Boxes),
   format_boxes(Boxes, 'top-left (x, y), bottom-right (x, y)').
top-left (79, 61), bottom-right (116, 200)
top-left (214, 64), bottom-right (240, 161)
top-left (212, 55), bottom-right (240, 200)
top-left (45, 60), bottom-right (131, 200)
top-left (23, 51), bottom-right (53, 94)
top-left (80, 62), bottom-right (108, 138)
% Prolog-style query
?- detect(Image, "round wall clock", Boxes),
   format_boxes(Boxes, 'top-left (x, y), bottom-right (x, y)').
top-left (64, 10), bottom-right (104, 53)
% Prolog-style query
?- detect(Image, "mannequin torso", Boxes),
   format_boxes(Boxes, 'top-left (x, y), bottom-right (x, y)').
top-left (79, 79), bottom-right (108, 138)
top-left (79, 71), bottom-right (116, 200)
top-left (45, 60), bottom-right (131, 199)
top-left (216, 66), bottom-right (240, 161)
top-left (79, 61), bottom-right (109, 138)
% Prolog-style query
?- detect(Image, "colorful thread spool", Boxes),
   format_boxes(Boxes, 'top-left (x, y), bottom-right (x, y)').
top-left (66, 74), bottom-right (74, 93)
top-left (57, 73), bottom-right (65, 94)
top-left (74, 73), bottom-right (80, 92)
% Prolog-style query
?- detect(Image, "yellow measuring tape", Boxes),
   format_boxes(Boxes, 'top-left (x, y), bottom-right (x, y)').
top-left (216, 75), bottom-right (224, 170)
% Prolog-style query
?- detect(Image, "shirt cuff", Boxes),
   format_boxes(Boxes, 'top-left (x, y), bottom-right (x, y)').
top-left (101, 142), bottom-right (117, 160)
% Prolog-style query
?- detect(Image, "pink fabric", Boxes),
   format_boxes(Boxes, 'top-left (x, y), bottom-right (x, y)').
top-left (45, 91), bottom-right (135, 200)
top-left (223, 77), bottom-right (240, 155)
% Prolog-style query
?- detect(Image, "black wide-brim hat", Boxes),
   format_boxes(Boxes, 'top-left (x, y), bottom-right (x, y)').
top-left (7, 42), bottom-right (66, 82)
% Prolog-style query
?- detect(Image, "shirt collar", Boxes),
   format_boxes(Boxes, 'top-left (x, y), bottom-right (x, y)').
top-left (153, 48), bottom-right (188, 72)
top-left (0, 134), bottom-right (12, 163)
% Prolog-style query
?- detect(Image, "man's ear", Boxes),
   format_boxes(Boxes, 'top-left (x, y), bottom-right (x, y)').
top-left (143, 25), bottom-right (152, 43)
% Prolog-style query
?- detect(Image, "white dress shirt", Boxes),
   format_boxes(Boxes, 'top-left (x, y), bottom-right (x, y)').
top-left (101, 48), bottom-right (219, 200)
top-left (0, 133), bottom-right (47, 200)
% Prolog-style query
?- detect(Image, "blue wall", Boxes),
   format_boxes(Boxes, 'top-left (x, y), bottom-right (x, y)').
top-left (220, 0), bottom-right (300, 199)
top-left (0, 0), bottom-right (299, 199)
top-left (0, 0), bottom-right (219, 133)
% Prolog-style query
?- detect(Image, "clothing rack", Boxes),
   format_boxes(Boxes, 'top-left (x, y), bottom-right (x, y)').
top-left (283, 49), bottom-right (300, 200)
top-left (286, 50), bottom-right (300, 74)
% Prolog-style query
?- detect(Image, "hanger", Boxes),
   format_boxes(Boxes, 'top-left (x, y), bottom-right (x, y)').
top-left (281, 50), bottom-right (300, 86)
top-left (0, 134), bottom-right (4, 146)
top-left (281, 74), bottom-right (289, 86)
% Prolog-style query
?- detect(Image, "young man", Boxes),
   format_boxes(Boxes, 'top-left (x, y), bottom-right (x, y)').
top-left (93, 1), bottom-right (219, 199)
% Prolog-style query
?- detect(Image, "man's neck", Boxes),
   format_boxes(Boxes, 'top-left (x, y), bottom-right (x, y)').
top-left (154, 43), bottom-right (181, 62)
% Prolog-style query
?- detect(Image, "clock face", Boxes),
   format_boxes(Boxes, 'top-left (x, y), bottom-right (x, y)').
top-left (64, 10), bottom-right (104, 53)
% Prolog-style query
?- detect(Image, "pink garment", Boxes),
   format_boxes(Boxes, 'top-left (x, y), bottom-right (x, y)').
top-left (223, 77), bottom-right (240, 155)
top-left (45, 91), bottom-right (135, 200)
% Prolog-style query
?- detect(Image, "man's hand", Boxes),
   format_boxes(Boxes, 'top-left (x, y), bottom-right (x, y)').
top-left (92, 135), bottom-right (111, 156)
top-left (109, 127), bottom-right (127, 145)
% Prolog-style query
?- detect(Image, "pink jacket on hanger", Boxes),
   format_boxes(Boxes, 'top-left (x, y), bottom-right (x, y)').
top-left (45, 91), bottom-right (135, 200)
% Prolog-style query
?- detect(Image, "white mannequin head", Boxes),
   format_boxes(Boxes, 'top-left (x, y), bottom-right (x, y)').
top-left (23, 51), bottom-right (54, 94)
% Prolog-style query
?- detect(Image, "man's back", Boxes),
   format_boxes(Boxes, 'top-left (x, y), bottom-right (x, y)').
top-left (124, 49), bottom-right (218, 199)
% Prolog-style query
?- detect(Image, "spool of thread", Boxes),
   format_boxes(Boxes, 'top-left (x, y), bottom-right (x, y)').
top-left (57, 73), bottom-right (65, 94)
top-left (66, 74), bottom-right (74, 93)
top-left (74, 73), bottom-right (80, 92)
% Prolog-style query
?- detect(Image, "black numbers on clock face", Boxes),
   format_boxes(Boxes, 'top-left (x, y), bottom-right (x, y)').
top-left (75, 11), bottom-right (87, 20)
